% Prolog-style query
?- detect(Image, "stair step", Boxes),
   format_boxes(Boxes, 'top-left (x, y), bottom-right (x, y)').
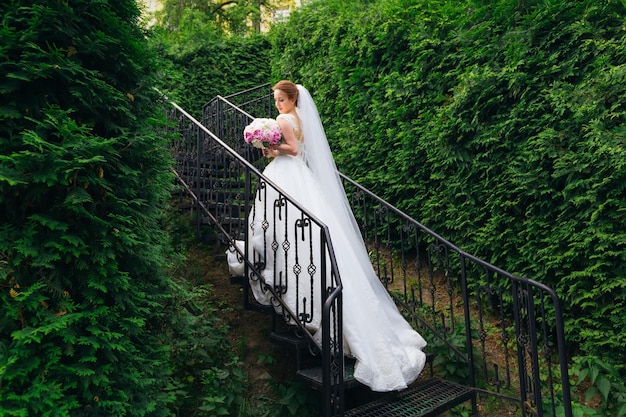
top-left (230, 275), bottom-right (245, 285)
top-left (269, 330), bottom-right (310, 350)
top-left (201, 215), bottom-right (244, 226)
top-left (296, 359), bottom-right (361, 390)
top-left (246, 301), bottom-right (275, 314)
top-left (345, 378), bottom-right (474, 417)
top-left (295, 352), bottom-right (435, 391)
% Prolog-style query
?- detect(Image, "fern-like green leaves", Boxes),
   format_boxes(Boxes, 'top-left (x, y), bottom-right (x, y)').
top-left (270, 0), bottom-right (626, 370)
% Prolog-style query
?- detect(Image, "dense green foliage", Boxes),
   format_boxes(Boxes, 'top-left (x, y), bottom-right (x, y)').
top-left (163, 214), bottom-right (248, 416)
top-left (152, 29), bottom-right (271, 117)
top-left (150, 1), bottom-right (273, 115)
top-left (155, 0), bottom-right (273, 36)
top-left (0, 1), bottom-right (173, 414)
top-left (269, 0), bottom-right (626, 370)
top-left (14, 0), bottom-right (617, 414)
top-left (0, 1), bottom-right (245, 416)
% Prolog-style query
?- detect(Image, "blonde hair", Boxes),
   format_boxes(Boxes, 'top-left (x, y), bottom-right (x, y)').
top-left (273, 80), bottom-right (299, 105)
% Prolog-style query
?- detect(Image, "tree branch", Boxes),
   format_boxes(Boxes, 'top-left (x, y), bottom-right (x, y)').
top-left (212, 0), bottom-right (238, 13)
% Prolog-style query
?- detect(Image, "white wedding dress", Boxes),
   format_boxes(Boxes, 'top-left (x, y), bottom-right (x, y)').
top-left (230, 86), bottom-right (427, 392)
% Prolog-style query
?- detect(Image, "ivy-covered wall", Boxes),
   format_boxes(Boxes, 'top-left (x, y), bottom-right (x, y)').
top-left (269, 0), bottom-right (626, 365)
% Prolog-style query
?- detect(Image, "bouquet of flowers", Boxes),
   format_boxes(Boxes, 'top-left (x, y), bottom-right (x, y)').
top-left (243, 118), bottom-right (283, 148)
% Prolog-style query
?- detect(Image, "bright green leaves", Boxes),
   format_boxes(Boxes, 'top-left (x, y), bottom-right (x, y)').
top-left (152, 32), bottom-right (272, 117)
top-left (1, 1), bottom-right (174, 416)
top-left (269, 0), bottom-right (626, 374)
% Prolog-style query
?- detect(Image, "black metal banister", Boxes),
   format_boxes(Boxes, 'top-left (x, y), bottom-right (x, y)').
top-left (163, 90), bottom-right (336, 237)
top-left (163, 88), bottom-right (346, 416)
top-left (160, 89), bottom-right (251, 168)
top-left (341, 171), bottom-right (572, 416)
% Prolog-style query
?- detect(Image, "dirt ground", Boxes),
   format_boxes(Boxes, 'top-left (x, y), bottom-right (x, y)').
top-left (186, 236), bottom-right (300, 411)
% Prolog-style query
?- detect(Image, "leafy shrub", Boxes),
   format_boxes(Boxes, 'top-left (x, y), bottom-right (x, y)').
top-left (568, 356), bottom-right (626, 417)
top-left (268, 379), bottom-right (321, 417)
top-left (269, 0), bottom-right (626, 370)
top-left (0, 1), bottom-right (175, 415)
top-left (151, 29), bottom-right (272, 117)
top-left (164, 281), bottom-right (247, 416)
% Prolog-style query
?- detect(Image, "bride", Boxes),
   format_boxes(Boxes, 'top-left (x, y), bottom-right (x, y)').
top-left (231, 80), bottom-right (427, 392)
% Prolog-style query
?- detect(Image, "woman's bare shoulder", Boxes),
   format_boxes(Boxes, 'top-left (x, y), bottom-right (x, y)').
top-left (277, 113), bottom-right (298, 122)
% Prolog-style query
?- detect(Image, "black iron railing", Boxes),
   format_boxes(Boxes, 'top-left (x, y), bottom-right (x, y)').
top-left (161, 85), bottom-right (573, 417)
top-left (164, 88), bottom-right (345, 417)
top-left (341, 176), bottom-right (572, 416)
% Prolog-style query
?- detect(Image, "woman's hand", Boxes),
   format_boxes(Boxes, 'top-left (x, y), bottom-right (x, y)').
top-left (262, 146), bottom-right (278, 158)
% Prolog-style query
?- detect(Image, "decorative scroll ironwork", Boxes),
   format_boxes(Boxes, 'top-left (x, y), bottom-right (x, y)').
top-left (162, 85), bottom-right (572, 417)
top-left (162, 87), bottom-right (345, 417)
top-left (341, 175), bottom-right (572, 417)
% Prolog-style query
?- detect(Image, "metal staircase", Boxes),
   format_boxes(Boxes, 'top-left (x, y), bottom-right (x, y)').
top-left (161, 85), bottom-right (573, 417)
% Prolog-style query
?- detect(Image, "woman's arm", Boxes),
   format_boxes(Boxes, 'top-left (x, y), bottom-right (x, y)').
top-left (263, 116), bottom-right (298, 157)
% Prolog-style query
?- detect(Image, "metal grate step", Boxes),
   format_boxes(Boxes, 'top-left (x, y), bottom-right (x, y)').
top-left (269, 330), bottom-right (310, 351)
top-left (345, 378), bottom-right (474, 417)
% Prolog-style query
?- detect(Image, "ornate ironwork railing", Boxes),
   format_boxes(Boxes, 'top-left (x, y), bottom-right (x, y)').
top-left (162, 85), bottom-right (573, 417)
top-left (341, 176), bottom-right (573, 416)
top-left (163, 88), bottom-right (345, 417)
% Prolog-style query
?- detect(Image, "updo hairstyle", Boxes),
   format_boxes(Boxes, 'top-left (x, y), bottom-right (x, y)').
top-left (272, 80), bottom-right (299, 105)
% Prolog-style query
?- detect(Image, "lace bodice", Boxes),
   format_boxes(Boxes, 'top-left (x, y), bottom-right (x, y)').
top-left (277, 113), bottom-right (304, 157)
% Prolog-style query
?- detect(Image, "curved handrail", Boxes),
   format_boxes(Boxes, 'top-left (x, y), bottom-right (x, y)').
top-left (339, 172), bottom-right (572, 416)
top-left (163, 90), bottom-right (346, 416)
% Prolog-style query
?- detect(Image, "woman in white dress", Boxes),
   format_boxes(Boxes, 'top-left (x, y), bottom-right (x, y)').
top-left (242, 80), bottom-right (427, 392)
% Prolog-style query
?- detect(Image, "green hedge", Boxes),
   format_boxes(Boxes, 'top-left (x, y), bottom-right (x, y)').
top-left (152, 31), bottom-right (272, 116)
top-left (0, 1), bottom-right (174, 415)
top-left (270, 0), bottom-right (626, 366)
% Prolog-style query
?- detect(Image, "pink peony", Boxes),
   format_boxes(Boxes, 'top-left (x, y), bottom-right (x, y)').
top-left (243, 118), bottom-right (283, 148)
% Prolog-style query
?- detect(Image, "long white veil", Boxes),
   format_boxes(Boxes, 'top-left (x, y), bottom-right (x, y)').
top-left (293, 85), bottom-right (427, 392)
top-left (296, 85), bottom-right (368, 255)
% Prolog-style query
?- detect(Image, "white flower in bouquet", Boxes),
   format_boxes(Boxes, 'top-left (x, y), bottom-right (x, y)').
top-left (243, 118), bottom-right (283, 148)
